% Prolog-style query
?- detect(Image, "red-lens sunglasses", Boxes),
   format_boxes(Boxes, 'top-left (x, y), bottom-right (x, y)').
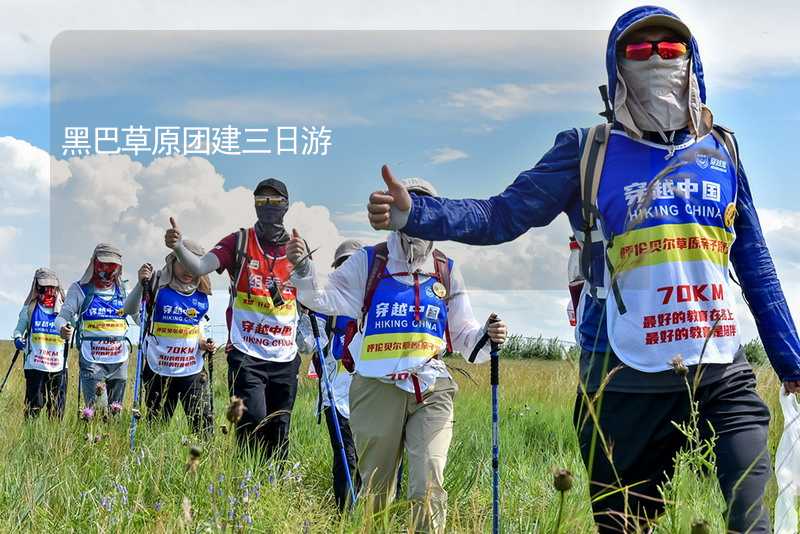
top-left (624, 41), bottom-right (688, 61)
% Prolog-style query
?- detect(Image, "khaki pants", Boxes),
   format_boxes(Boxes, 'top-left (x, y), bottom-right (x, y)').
top-left (349, 374), bottom-right (457, 534)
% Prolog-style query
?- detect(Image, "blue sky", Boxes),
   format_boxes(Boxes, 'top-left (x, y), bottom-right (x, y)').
top-left (1, 4), bottom-right (800, 346)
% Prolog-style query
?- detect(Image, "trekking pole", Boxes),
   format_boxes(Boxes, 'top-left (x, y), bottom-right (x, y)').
top-left (489, 317), bottom-right (501, 534)
top-left (0, 349), bottom-right (22, 394)
top-left (129, 279), bottom-right (151, 450)
top-left (309, 310), bottom-right (357, 506)
top-left (204, 337), bottom-right (215, 419)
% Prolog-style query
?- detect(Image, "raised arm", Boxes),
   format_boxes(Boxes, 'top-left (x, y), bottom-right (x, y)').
top-left (371, 129), bottom-right (581, 245)
top-left (730, 163), bottom-right (800, 383)
top-left (164, 217), bottom-right (221, 276)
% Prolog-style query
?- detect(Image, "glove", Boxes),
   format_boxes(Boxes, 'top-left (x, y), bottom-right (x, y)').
top-left (14, 337), bottom-right (25, 351)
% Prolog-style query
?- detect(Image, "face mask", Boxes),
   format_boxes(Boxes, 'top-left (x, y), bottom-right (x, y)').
top-left (399, 232), bottom-right (433, 266)
top-left (169, 259), bottom-right (199, 295)
top-left (255, 204), bottom-right (289, 244)
top-left (619, 55), bottom-right (690, 133)
top-left (92, 260), bottom-right (119, 289)
top-left (38, 287), bottom-right (57, 308)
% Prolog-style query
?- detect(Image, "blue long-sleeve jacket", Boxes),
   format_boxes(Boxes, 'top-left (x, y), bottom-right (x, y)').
top-left (402, 4), bottom-right (800, 382)
top-left (403, 126), bottom-right (800, 381)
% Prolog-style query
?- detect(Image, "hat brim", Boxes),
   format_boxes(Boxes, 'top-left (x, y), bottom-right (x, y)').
top-left (618, 14), bottom-right (691, 42)
top-left (36, 276), bottom-right (59, 287)
top-left (95, 253), bottom-right (122, 264)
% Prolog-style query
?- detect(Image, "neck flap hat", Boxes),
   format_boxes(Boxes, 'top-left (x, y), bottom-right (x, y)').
top-left (157, 239), bottom-right (212, 295)
top-left (23, 268), bottom-right (65, 311)
top-left (607, 6), bottom-right (713, 139)
top-left (332, 239), bottom-right (364, 268)
top-left (79, 243), bottom-right (123, 286)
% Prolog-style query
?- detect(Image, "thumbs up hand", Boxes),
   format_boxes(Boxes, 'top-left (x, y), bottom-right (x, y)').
top-left (368, 165), bottom-right (412, 230)
top-left (287, 228), bottom-right (308, 267)
top-left (165, 217), bottom-right (182, 249)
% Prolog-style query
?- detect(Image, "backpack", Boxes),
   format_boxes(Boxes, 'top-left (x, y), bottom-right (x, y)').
top-left (576, 122), bottom-right (740, 313)
top-left (358, 242), bottom-right (454, 355)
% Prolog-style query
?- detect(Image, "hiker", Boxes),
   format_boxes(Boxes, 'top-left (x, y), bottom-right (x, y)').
top-left (164, 178), bottom-right (312, 460)
top-left (12, 268), bottom-right (68, 419)
top-left (289, 178), bottom-right (508, 533)
top-left (124, 240), bottom-right (215, 435)
top-left (56, 244), bottom-right (130, 411)
top-left (310, 239), bottom-right (363, 511)
top-left (366, 7), bottom-right (799, 532)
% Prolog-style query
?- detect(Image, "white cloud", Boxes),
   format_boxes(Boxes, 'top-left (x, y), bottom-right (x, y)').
top-left (430, 147), bottom-right (468, 165)
top-left (447, 82), bottom-right (593, 121)
top-left (0, 136), bottom-right (52, 204)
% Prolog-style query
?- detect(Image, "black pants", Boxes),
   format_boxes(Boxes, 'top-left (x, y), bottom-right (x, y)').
top-left (227, 350), bottom-right (301, 461)
top-left (24, 369), bottom-right (66, 419)
top-left (143, 364), bottom-right (213, 435)
top-left (323, 406), bottom-right (361, 510)
top-left (574, 366), bottom-right (771, 533)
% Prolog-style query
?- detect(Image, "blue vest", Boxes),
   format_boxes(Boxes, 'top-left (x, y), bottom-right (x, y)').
top-left (26, 304), bottom-right (64, 372)
top-left (357, 246), bottom-right (451, 378)
top-left (591, 130), bottom-right (740, 371)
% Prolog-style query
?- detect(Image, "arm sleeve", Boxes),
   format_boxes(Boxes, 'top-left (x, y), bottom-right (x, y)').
top-left (445, 262), bottom-right (492, 364)
top-left (731, 163), bottom-right (800, 381)
top-left (123, 282), bottom-right (143, 320)
top-left (55, 283), bottom-right (83, 329)
top-left (290, 250), bottom-right (367, 320)
top-left (173, 240), bottom-right (221, 276)
top-left (13, 307), bottom-right (29, 339)
top-left (402, 129), bottom-right (581, 244)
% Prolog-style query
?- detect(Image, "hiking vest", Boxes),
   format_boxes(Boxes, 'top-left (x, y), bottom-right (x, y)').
top-left (25, 303), bottom-right (65, 372)
top-left (145, 286), bottom-right (209, 377)
top-left (77, 283), bottom-right (129, 364)
top-left (229, 227), bottom-right (298, 362)
top-left (357, 245), bottom-right (452, 379)
top-left (589, 129), bottom-right (740, 371)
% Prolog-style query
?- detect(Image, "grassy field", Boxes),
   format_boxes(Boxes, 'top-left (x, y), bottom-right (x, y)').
top-left (0, 340), bottom-right (786, 533)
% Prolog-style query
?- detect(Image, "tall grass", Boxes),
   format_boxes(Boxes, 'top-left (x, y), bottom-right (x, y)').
top-left (0, 340), bottom-right (785, 532)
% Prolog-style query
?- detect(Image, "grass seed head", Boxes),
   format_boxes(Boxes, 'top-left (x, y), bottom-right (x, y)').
top-left (553, 468), bottom-right (574, 492)
top-left (226, 396), bottom-right (246, 424)
top-left (670, 355), bottom-right (688, 377)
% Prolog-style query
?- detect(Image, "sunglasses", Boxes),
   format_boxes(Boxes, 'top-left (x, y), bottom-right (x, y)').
top-left (623, 41), bottom-right (688, 61)
top-left (254, 195), bottom-right (288, 207)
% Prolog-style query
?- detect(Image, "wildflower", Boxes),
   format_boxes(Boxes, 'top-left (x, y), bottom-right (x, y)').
top-left (243, 513), bottom-right (253, 526)
top-left (80, 406), bottom-right (95, 421)
top-left (218, 474), bottom-right (225, 483)
top-left (95, 382), bottom-right (106, 396)
top-left (154, 501), bottom-right (163, 512)
top-left (553, 468), bottom-right (574, 492)
top-left (100, 496), bottom-right (113, 512)
top-left (208, 483), bottom-right (215, 495)
top-left (244, 469), bottom-right (253, 482)
top-left (226, 397), bottom-right (246, 424)
top-left (109, 402), bottom-right (122, 415)
top-left (670, 355), bottom-right (689, 377)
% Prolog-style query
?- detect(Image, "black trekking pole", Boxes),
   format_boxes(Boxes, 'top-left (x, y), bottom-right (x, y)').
top-left (490, 331), bottom-right (501, 534)
top-left (129, 278), bottom-right (152, 450)
top-left (204, 337), bottom-right (215, 419)
top-left (0, 349), bottom-right (22, 394)
top-left (309, 310), bottom-right (357, 506)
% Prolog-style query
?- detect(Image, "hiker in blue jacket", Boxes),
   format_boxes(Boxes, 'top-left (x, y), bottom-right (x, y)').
top-left (366, 6), bottom-right (796, 533)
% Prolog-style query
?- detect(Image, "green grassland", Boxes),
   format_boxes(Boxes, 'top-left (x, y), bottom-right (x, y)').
top-left (0, 341), bottom-right (786, 533)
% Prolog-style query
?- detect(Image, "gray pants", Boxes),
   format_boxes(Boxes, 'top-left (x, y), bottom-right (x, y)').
top-left (79, 355), bottom-right (127, 406)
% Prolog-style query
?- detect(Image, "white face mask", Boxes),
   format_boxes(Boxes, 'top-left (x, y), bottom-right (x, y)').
top-left (398, 232), bottom-right (433, 266)
top-left (619, 55), bottom-right (691, 133)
